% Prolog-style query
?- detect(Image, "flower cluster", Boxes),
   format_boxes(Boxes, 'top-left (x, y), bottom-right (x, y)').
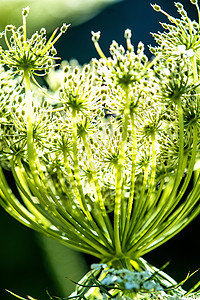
top-left (100, 268), bottom-right (163, 293)
top-left (0, 7), bottom-right (69, 79)
top-left (150, 1), bottom-right (200, 59)
top-left (1, 2), bottom-right (200, 299)
top-left (67, 263), bottom-right (196, 300)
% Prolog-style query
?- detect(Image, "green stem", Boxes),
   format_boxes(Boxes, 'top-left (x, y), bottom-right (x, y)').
top-left (122, 114), bottom-right (137, 248)
top-left (0, 168), bottom-right (93, 258)
top-left (136, 133), bottom-right (156, 222)
top-left (172, 123), bottom-right (198, 205)
top-left (93, 41), bottom-right (106, 59)
top-left (114, 88), bottom-right (130, 255)
top-left (11, 159), bottom-right (52, 226)
top-left (0, 166), bottom-right (36, 225)
top-left (24, 71), bottom-right (56, 200)
top-left (71, 110), bottom-right (113, 257)
top-left (15, 158), bottom-right (109, 253)
top-left (62, 148), bottom-right (88, 213)
top-left (23, 72), bottom-right (110, 258)
top-left (127, 98), bottom-right (185, 256)
top-left (82, 134), bottom-right (114, 244)
top-left (191, 55), bottom-right (198, 84)
top-left (126, 165), bottom-right (149, 245)
top-left (24, 69), bottom-right (42, 189)
top-left (126, 132), bottom-right (156, 247)
top-left (139, 123), bottom-right (199, 255)
top-left (71, 110), bottom-right (91, 217)
top-left (166, 97), bottom-right (184, 203)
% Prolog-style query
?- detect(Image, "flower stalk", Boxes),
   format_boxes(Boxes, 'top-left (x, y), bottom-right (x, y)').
top-left (1, 2), bottom-right (200, 299)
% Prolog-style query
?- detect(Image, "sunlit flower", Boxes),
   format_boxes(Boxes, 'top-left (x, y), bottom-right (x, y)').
top-left (0, 7), bottom-right (69, 81)
top-left (1, 4), bottom-right (200, 299)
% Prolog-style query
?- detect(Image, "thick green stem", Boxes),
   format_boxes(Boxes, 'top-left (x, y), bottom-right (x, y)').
top-left (114, 89), bottom-right (130, 255)
top-left (122, 114), bottom-right (137, 248)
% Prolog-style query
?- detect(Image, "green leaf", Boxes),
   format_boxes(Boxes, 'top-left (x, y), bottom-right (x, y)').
top-left (6, 290), bottom-right (37, 300)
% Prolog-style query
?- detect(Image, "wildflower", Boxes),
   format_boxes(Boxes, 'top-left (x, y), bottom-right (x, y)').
top-left (1, 4), bottom-right (200, 300)
top-left (59, 63), bottom-right (105, 117)
top-left (153, 60), bottom-right (198, 104)
top-left (93, 33), bottom-right (150, 91)
top-left (150, 0), bottom-right (200, 84)
top-left (0, 7), bottom-right (70, 80)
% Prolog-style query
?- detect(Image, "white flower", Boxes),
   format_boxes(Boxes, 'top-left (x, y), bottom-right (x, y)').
top-left (175, 45), bottom-right (194, 57)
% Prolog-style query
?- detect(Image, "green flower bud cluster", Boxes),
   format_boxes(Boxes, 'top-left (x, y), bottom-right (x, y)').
top-left (150, 1), bottom-right (200, 63)
top-left (0, 7), bottom-right (69, 80)
top-left (1, 4), bottom-right (200, 299)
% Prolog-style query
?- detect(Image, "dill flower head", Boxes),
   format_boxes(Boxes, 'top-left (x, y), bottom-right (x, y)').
top-left (1, 3), bottom-right (200, 286)
top-left (150, 1), bottom-right (200, 60)
top-left (92, 30), bottom-right (150, 91)
top-left (0, 7), bottom-right (69, 78)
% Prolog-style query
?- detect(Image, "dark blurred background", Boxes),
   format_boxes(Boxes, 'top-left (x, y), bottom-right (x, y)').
top-left (1, 0), bottom-right (200, 299)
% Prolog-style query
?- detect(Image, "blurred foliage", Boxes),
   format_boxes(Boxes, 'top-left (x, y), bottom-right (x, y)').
top-left (0, 0), bottom-right (121, 33)
top-left (38, 235), bottom-right (89, 296)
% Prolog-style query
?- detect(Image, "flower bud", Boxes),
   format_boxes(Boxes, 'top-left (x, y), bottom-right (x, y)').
top-left (60, 23), bottom-right (70, 33)
top-left (190, 0), bottom-right (197, 4)
top-left (151, 4), bottom-right (161, 12)
top-left (22, 6), bottom-right (30, 17)
top-left (124, 29), bottom-right (132, 39)
top-left (91, 31), bottom-right (101, 43)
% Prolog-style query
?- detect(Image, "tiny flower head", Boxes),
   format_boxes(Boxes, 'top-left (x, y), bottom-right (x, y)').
top-left (0, 7), bottom-right (70, 80)
top-left (150, 1), bottom-right (200, 60)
